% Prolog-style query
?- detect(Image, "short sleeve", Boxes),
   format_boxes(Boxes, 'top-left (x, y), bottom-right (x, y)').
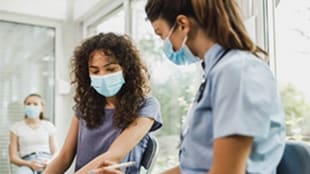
top-left (211, 55), bottom-right (277, 139)
top-left (43, 121), bottom-right (56, 135)
top-left (10, 122), bottom-right (20, 135)
top-left (138, 96), bottom-right (162, 132)
top-left (73, 105), bottom-right (82, 119)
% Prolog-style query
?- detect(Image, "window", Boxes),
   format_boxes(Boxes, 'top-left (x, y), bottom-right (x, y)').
top-left (87, 7), bottom-right (125, 36)
top-left (275, 0), bottom-right (310, 141)
top-left (83, 0), bottom-right (126, 38)
top-left (0, 20), bottom-right (55, 173)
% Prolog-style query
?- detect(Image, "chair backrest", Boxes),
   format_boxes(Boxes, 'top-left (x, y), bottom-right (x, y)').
top-left (7, 155), bottom-right (12, 174)
top-left (277, 140), bottom-right (310, 174)
top-left (141, 135), bottom-right (159, 174)
top-left (7, 145), bottom-right (13, 174)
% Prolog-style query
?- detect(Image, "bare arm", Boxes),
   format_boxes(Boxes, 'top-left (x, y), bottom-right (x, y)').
top-left (43, 116), bottom-right (79, 174)
top-left (161, 165), bottom-right (181, 174)
top-left (49, 132), bottom-right (58, 157)
top-left (208, 135), bottom-right (253, 174)
top-left (37, 128), bottom-right (59, 169)
top-left (75, 117), bottom-right (155, 174)
top-left (9, 131), bottom-right (31, 167)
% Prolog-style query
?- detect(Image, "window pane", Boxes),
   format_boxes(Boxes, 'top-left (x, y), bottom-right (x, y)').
top-left (275, 0), bottom-right (310, 141)
top-left (88, 7), bottom-right (125, 35)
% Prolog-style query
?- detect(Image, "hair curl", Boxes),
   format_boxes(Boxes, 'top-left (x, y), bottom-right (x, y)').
top-left (71, 33), bottom-right (150, 129)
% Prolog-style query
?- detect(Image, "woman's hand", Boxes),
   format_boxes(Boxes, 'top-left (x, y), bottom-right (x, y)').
top-left (28, 160), bottom-right (44, 171)
top-left (90, 160), bottom-right (124, 174)
top-left (39, 159), bottom-right (49, 169)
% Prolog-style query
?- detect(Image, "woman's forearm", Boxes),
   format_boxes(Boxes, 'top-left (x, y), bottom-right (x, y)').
top-left (161, 165), bottom-right (181, 174)
top-left (75, 154), bottom-right (111, 174)
top-left (10, 156), bottom-right (31, 167)
top-left (43, 153), bottom-right (73, 174)
top-left (44, 117), bottom-right (78, 174)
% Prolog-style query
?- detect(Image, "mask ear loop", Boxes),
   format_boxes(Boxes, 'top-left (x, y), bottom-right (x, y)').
top-left (181, 35), bottom-right (188, 46)
top-left (166, 23), bottom-right (177, 40)
top-left (168, 23), bottom-right (188, 47)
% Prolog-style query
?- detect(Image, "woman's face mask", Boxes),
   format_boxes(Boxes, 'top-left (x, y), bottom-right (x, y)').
top-left (162, 25), bottom-right (199, 65)
top-left (90, 71), bottom-right (125, 97)
top-left (25, 105), bottom-right (41, 119)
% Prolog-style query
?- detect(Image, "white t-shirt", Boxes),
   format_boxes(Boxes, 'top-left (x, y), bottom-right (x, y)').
top-left (10, 120), bottom-right (56, 157)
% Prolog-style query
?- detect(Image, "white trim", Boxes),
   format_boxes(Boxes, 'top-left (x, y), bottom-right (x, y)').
top-left (82, 0), bottom-right (124, 37)
top-left (124, 0), bottom-right (132, 35)
top-left (0, 10), bottom-right (61, 29)
top-left (263, 0), bottom-right (277, 76)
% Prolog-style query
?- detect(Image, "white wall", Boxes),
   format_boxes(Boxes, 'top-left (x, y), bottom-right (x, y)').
top-left (0, 0), bottom-right (67, 20)
top-left (73, 0), bottom-right (102, 20)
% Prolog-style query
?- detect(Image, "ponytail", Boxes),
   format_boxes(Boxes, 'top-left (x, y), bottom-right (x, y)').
top-left (145, 0), bottom-right (268, 59)
top-left (191, 0), bottom-right (268, 59)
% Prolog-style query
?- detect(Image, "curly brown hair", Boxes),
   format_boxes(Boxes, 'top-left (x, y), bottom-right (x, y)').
top-left (71, 33), bottom-right (151, 129)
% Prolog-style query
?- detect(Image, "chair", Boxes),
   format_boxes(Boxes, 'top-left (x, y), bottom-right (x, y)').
top-left (276, 140), bottom-right (310, 174)
top-left (141, 135), bottom-right (159, 174)
top-left (8, 145), bottom-right (13, 174)
top-left (8, 156), bottom-right (12, 174)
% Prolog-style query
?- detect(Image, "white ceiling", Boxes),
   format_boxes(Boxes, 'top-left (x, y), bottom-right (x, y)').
top-left (0, 0), bottom-right (68, 20)
top-left (0, 0), bottom-right (109, 21)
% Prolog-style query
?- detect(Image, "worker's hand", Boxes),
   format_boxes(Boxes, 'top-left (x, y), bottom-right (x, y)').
top-left (90, 160), bottom-right (124, 174)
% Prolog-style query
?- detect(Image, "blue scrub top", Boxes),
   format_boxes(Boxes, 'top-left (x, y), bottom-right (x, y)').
top-left (179, 44), bottom-right (285, 174)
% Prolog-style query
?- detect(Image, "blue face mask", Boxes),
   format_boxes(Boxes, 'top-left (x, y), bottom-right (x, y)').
top-left (162, 25), bottom-right (199, 65)
top-left (90, 71), bottom-right (125, 97)
top-left (25, 105), bottom-right (41, 119)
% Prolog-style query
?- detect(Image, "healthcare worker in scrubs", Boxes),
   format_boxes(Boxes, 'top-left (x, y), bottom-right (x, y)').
top-left (143, 0), bottom-right (286, 174)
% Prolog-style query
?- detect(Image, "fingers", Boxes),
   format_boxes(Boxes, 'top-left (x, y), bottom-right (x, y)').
top-left (90, 160), bottom-right (123, 174)
top-left (96, 160), bottom-right (116, 168)
top-left (89, 167), bottom-right (123, 174)
top-left (30, 160), bottom-right (44, 171)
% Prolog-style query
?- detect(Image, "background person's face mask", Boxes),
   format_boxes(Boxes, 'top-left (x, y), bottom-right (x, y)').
top-left (90, 71), bottom-right (125, 97)
top-left (162, 25), bottom-right (199, 65)
top-left (25, 105), bottom-right (41, 118)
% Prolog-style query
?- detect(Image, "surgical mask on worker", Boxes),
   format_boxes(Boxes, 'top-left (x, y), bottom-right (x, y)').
top-left (90, 71), bottom-right (125, 97)
top-left (162, 25), bottom-right (199, 65)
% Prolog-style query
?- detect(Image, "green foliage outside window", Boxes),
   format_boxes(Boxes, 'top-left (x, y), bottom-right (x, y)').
top-left (137, 35), bottom-right (198, 135)
top-left (280, 83), bottom-right (310, 141)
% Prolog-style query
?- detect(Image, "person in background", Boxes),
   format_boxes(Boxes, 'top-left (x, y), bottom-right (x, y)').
top-left (9, 93), bottom-right (58, 174)
top-left (43, 32), bottom-right (162, 174)
top-left (141, 0), bottom-right (285, 174)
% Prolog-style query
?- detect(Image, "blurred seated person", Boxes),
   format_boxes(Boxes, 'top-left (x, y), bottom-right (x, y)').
top-left (9, 93), bottom-right (58, 174)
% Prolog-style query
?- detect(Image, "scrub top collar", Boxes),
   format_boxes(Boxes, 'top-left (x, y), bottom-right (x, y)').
top-left (202, 43), bottom-right (226, 77)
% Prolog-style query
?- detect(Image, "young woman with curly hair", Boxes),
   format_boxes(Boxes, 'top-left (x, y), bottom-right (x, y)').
top-left (44, 33), bottom-right (162, 174)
